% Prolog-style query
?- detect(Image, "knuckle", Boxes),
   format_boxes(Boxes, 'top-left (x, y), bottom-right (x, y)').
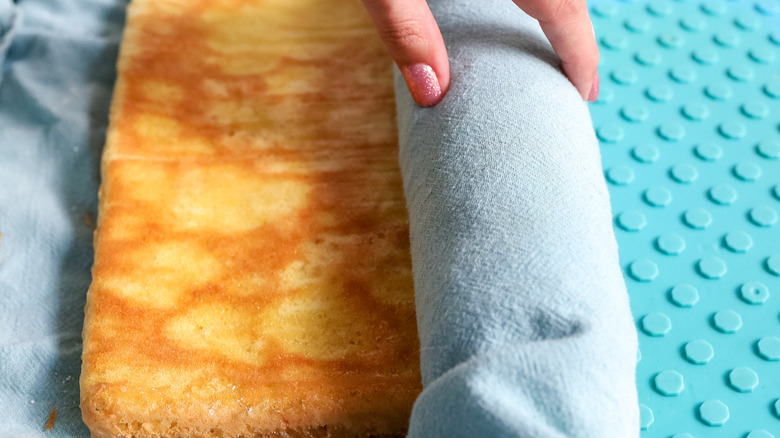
top-left (378, 18), bottom-right (427, 48)
top-left (361, 0), bottom-right (391, 9)
top-left (538, 0), bottom-right (583, 23)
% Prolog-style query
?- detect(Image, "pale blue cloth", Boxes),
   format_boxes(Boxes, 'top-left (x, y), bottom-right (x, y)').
top-left (396, 1), bottom-right (639, 436)
top-left (0, 0), bottom-right (638, 436)
top-left (0, 0), bottom-right (126, 435)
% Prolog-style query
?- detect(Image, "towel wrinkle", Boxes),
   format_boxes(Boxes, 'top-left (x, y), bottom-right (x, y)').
top-left (0, 0), bottom-right (18, 85)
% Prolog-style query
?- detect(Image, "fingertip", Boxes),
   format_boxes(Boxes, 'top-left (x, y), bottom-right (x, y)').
top-left (534, 0), bottom-right (600, 101)
top-left (401, 63), bottom-right (444, 107)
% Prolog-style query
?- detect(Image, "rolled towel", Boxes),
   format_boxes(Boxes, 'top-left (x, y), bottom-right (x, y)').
top-left (395, 1), bottom-right (639, 436)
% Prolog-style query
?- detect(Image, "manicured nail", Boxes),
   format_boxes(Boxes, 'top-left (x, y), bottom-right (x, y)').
top-left (401, 63), bottom-right (442, 107)
top-left (588, 72), bottom-right (600, 102)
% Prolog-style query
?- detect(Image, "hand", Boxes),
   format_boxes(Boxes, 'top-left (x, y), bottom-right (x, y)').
top-left (362, 0), bottom-right (600, 107)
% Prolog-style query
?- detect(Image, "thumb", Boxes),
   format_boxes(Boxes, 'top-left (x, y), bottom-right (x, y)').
top-left (514, 0), bottom-right (600, 101)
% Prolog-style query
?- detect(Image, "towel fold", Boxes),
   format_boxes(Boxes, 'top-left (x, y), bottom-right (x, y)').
top-left (395, 1), bottom-right (639, 436)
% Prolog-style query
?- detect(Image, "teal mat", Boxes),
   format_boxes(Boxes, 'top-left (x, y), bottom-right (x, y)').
top-left (589, 0), bottom-right (780, 436)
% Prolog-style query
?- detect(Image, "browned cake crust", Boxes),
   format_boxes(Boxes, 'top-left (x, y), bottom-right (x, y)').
top-left (80, 0), bottom-right (421, 436)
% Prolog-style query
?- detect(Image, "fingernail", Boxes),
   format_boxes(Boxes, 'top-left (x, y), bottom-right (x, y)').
top-left (588, 72), bottom-right (600, 102)
top-left (401, 63), bottom-right (442, 107)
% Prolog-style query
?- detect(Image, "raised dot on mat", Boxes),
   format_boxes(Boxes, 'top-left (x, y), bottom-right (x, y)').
top-left (728, 366), bottom-right (759, 392)
top-left (698, 256), bottom-right (727, 279)
top-left (765, 80), bottom-right (780, 98)
top-left (606, 166), bottom-right (635, 185)
top-left (633, 144), bottom-right (660, 163)
top-left (727, 64), bottom-right (755, 81)
top-left (740, 281), bottom-right (770, 304)
top-left (747, 431), bottom-right (775, 438)
top-left (656, 234), bottom-right (685, 255)
top-left (592, 3), bottom-right (619, 17)
top-left (670, 65), bottom-right (696, 83)
top-left (742, 101), bottom-right (770, 119)
top-left (714, 31), bottom-right (741, 47)
top-left (695, 142), bottom-right (723, 161)
top-left (630, 259), bottom-right (660, 282)
top-left (750, 206), bottom-right (778, 227)
top-left (774, 185), bottom-right (780, 200)
top-left (685, 339), bottom-right (714, 364)
top-left (718, 121), bottom-right (746, 139)
top-left (682, 102), bottom-right (709, 120)
top-left (684, 208), bottom-right (713, 229)
top-left (639, 404), bottom-right (654, 430)
top-left (701, 1), bottom-right (727, 15)
top-left (594, 87), bottom-right (614, 104)
top-left (625, 16), bottom-right (651, 33)
top-left (654, 370), bottom-right (685, 396)
top-left (734, 162), bottom-right (762, 181)
top-left (680, 16), bottom-right (706, 32)
top-left (642, 312), bottom-right (671, 336)
top-left (771, 31), bottom-right (780, 45)
top-left (644, 187), bottom-right (673, 207)
top-left (692, 48), bottom-right (719, 64)
top-left (757, 336), bottom-right (780, 361)
top-left (756, 0), bottom-right (780, 15)
top-left (708, 184), bottom-right (737, 205)
top-left (670, 164), bottom-right (699, 183)
top-left (659, 33), bottom-right (685, 48)
top-left (672, 434), bottom-right (695, 438)
top-left (724, 230), bottom-right (753, 252)
top-left (597, 125), bottom-right (624, 143)
top-left (756, 140), bottom-right (780, 159)
top-left (766, 255), bottom-right (780, 276)
top-left (735, 14), bottom-right (762, 31)
top-left (635, 49), bottom-right (662, 65)
top-left (647, 1), bottom-right (673, 16)
top-left (601, 34), bottom-right (628, 50)
top-left (699, 400), bottom-right (729, 426)
top-left (646, 84), bottom-right (673, 101)
top-left (611, 68), bottom-right (638, 84)
top-left (776, 399), bottom-right (780, 418)
top-left (657, 123), bottom-right (685, 141)
top-left (670, 284), bottom-right (699, 307)
top-left (750, 46), bottom-right (776, 63)
top-left (713, 309), bottom-right (742, 333)
top-left (617, 211), bottom-right (647, 231)
top-left (706, 83), bottom-right (733, 100)
top-left (621, 105), bottom-right (649, 122)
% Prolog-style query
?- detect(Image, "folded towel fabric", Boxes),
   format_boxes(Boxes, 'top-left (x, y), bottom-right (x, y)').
top-left (0, 1), bottom-right (125, 436)
top-left (395, 1), bottom-right (639, 436)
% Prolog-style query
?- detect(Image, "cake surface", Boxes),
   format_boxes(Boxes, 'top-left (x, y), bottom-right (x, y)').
top-left (79, 0), bottom-right (421, 436)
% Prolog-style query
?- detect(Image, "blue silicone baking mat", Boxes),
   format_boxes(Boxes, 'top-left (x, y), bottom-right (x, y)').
top-left (589, 0), bottom-right (780, 436)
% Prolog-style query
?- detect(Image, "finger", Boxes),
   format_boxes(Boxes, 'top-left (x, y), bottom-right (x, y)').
top-left (516, 0), bottom-right (600, 101)
top-left (362, 0), bottom-right (449, 107)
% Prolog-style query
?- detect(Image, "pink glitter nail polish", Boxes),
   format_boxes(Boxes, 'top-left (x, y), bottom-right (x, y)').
top-left (401, 63), bottom-right (442, 107)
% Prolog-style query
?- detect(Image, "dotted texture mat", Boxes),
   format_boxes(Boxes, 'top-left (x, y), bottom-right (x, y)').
top-left (589, 0), bottom-right (780, 436)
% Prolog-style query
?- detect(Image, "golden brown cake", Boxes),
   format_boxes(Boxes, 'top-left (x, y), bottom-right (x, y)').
top-left (79, 0), bottom-right (421, 436)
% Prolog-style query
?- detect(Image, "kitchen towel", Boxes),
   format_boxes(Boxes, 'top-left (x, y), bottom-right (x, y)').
top-left (395, 0), bottom-right (639, 436)
top-left (0, 0), bottom-right (126, 436)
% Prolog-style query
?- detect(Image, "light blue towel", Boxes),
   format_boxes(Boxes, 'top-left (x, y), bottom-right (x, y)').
top-left (0, 0), bottom-right (125, 436)
top-left (0, 0), bottom-right (638, 436)
top-left (396, 1), bottom-right (639, 436)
